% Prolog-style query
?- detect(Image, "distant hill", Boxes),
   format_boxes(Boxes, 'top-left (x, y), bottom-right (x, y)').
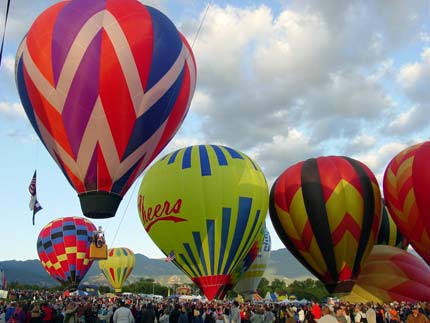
top-left (0, 248), bottom-right (313, 287)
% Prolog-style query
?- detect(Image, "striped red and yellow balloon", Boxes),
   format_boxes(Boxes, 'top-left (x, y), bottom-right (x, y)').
top-left (15, 0), bottom-right (196, 219)
top-left (98, 247), bottom-right (135, 292)
top-left (270, 156), bottom-right (381, 293)
top-left (37, 217), bottom-right (96, 289)
top-left (343, 245), bottom-right (430, 303)
top-left (383, 142), bottom-right (430, 265)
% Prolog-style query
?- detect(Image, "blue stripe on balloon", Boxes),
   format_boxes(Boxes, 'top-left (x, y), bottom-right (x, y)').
top-left (230, 210), bottom-right (261, 272)
top-left (145, 6), bottom-right (183, 91)
top-left (223, 197), bottom-right (252, 274)
top-left (222, 146), bottom-right (243, 160)
top-left (122, 67), bottom-right (185, 159)
top-left (207, 220), bottom-right (215, 275)
top-left (69, 264), bottom-right (76, 272)
top-left (111, 156), bottom-right (143, 194)
top-left (183, 243), bottom-right (203, 277)
top-left (211, 145), bottom-right (228, 166)
top-left (179, 253), bottom-right (198, 278)
top-left (16, 56), bottom-right (43, 141)
top-left (182, 146), bottom-right (192, 169)
top-left (199, 145), bottom-right (211, 176)
top-left (168, 149), bottom-right (180, 164)
top-left (192, 232), bottom-right (208, 276)
top-left (217, 208), bottom-right (231, 274)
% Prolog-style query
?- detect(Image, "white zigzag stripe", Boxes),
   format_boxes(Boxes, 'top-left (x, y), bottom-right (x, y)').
top-left (23, 9), bottom-right (185, 116)
top-left (21, 9), bottom-right (195, 187)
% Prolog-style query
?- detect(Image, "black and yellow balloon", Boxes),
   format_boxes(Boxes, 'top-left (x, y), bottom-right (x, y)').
top-left (137, 145), bottom-right (269, 300)
top-left (270, 156), bottom-right (382, 293)
top-left (377, 200), bottom-right (408, 250)
top-left (98, 247), bottom-right (135, 292)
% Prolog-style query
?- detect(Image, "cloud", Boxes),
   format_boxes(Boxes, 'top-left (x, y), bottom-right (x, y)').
top-left (0, 101), bottom-right (26, 120)
top-left (252, 129), bottom-right (323, 182)
top-left (397, 48), bottom-right (430, 103)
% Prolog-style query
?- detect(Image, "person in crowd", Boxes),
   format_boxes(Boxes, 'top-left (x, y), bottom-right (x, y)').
top-left (250, 307), bottom-right (264, 323)
top-left (298, 307), bottom-right (305, 323)
top-left (142, 303), bottom-right (156, 323)
top-left (113, 301), bottom-right (135, 323)
top-left (353, 306), bottom-right (366, 323)
top-left (230, 302), bottom-right (240, 323)
top-left (317, 306), bottom-right (337, 323)
top-left (306, 313), bottom-right (317, 323)
top-left (63, 302), bottom-right (79, 323)
top-left (263, 307), bottom-right (274, 323)
top-left (5, 302), bottom-right (17, 323)
top-left (98, 304), bottom-right (109, 323)
top-left (311, 302), bottom-right (322, 320)
top-left (388, 306), bottom-right (400, 323)
top-left (366, 305), bottom-right (376, 323)
top-left (0, 307), bottom-right (6, 323)
top-left (41, 303), bottom-right (53, 323)
top-left (406, 306), bottom-right (429, 323)
top-left (169, 305), bottom-right (180, 323)
top-left (178, 306), bottom-right (188, 323)
top-left (159, 309), bottom-right (170, 323)
top-left (29, 305), bottom-right (43, 323)
top-left (335, 307), bottom-right (347, 323)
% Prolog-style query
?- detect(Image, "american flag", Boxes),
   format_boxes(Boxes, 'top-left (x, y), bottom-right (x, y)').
top-left (165, 250), bottom-right (175, 263)
top-left (29, 170), bottom-right (42, 225)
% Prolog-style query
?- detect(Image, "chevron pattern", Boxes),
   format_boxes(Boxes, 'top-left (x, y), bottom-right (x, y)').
top-left (99, 247), bottom-right (135, 292)
top-left (270, 156), bottom-right (381, 293)
top-left (16, 0), bottom-right (196, 198)
top-left (383, 142), bottom-right (430, 265)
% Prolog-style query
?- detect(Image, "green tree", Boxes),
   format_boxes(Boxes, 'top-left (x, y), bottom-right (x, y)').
top-left (270, 278), bottom-right (287, 294)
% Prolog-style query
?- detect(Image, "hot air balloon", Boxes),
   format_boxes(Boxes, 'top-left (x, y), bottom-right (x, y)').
top-left (15, 0), bottom-right (196, 219)
top-left (377, 200), bottom-right (408, 249)
top-left (98, 247), bottom-right (135, 292)
top-left (342, 245), bottom-right (430, 303)
top-left (234, 225), bottom-right (271, 299)
top-left (269, 156), bottom-right (381, 293)
top-left (37, 216), bottom-right (96, 289)
top-left (383, 142), bottom-right (430, 265)
top-left (137, 145), bottom-right (269, 300)
top-left (220, 224), bottom-right (265, 299)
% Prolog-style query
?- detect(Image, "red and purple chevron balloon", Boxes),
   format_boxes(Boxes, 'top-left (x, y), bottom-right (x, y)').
top-left (15, 0), bottom-right (197, 218)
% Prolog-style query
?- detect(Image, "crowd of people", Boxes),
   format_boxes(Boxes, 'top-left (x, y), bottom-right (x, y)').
top-left (0, 290), bottom-right (429, 323)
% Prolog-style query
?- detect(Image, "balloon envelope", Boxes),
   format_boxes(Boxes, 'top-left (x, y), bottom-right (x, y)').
top-left (137, 144), bottom-right (269, 300)
top-left (377, 200), bottom-right (408, 249)
top-left (234, 225), bottom-right (271, 298)
top-left (15, 0), bottom-right (196, 219)
top-left (342, 245), bottom-right (430, 303)
top-left (270, 156), bottom-right (381, 293)
top-left (37, 216), bottom-right (96, 289)
top-left (383, 142), bottom-right (430, 265)
top-left (98, 247), bottom-right (135, 292)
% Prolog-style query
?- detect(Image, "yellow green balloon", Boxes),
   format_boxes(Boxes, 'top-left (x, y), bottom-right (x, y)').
top-left (98, 247), bottom-right (135, 292)
top-left (137, 145), bottom-right (269, 300)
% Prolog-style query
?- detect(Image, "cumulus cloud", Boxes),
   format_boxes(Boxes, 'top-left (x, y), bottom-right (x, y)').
top-left (252, 129), bottom-right (323, 181)
top-left (397, 48), bottom-right (430, 103)
top-left (0, 101), bottom-right (26, 120)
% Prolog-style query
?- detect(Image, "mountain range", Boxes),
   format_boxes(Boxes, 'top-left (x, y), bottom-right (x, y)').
top-left (0, 248), bottom-right (314, 288)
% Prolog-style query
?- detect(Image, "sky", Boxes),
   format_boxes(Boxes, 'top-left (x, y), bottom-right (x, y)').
top-left (0, 0), bottom-right (429, 262)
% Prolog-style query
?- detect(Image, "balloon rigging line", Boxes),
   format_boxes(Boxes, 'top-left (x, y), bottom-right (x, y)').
top-left (108, 175), bottom-right (141, 247)
top-left (191, 2), bottom-right (211, 49)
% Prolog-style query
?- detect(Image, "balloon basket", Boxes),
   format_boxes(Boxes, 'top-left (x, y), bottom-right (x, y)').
top-left (90, 243), bottom-right (108, 260)
top-left (79, 191), bottom-right (122, 219)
